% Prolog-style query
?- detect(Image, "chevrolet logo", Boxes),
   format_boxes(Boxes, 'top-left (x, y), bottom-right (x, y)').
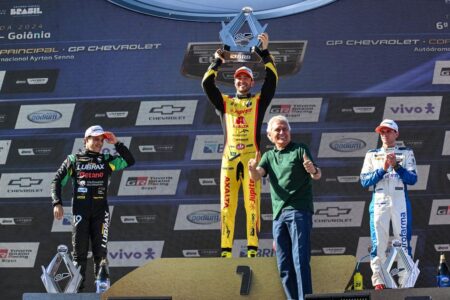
top-left (149, 105), bottom-right (185, 115)
top-left (315, 207), bottom-right (351, 217)
top-left (9, 177), bottom-right (43, 187)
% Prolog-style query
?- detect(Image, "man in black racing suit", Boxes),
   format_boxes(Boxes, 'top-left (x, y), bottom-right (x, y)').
top-left (51, 125), bottom-right (135, 290)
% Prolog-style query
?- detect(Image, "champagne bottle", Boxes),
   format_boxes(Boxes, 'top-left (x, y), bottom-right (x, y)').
top-left (437, 253), bottom-right (450, 288)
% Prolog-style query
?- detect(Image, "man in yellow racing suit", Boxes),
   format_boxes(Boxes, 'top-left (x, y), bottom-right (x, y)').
top-left (202, 33), bottom-right (278, 258)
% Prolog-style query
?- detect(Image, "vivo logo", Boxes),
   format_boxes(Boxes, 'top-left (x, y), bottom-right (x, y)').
top-left (389, 103), bottom-right (435, 114)
top-left (27, 110), bottom-right (62, 123)
top-left (187, 210), bottom-right (220, 225)
top-left (329, 138), bottom-right (366, 152)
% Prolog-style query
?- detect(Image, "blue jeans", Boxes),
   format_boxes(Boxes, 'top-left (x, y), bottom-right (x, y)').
top-left (273, 209), bottom-right (312, 300)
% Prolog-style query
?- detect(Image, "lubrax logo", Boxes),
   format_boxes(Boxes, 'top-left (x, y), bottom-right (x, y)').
top-left (315, 207), bottom-right (351, 217)
top-left (149, 105), bottom-right (185, 114)
top-left (8, 177), bottom-right (42, 187)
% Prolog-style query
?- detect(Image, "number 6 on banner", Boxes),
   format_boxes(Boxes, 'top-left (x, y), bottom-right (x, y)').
top-left (236, 265), bottom-right (252, 295)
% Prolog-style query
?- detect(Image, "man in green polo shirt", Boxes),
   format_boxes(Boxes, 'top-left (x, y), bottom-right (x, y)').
top-left (248, 115), bottom-right (321, 300)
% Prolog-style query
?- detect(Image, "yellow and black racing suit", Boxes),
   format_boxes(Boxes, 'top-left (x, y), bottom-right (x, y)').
top-left (202, 50), bottom-right (278, 254)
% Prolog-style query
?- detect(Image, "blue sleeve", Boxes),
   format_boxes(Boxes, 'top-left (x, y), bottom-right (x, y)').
top-left (360, 168), bottom-right (386, 188)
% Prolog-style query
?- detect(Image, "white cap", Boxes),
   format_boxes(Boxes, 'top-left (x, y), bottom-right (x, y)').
top-left (84, 125), bottom-right (106, 138)
top-left (375, 119), bottom-right (399, 133)
top-left (234, 66), bottom-right (254, 80)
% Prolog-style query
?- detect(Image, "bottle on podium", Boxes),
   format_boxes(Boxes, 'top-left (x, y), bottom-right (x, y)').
top-left (96, 259), bottom-right (110, 293)
top-left (437, 253), bottom-right (450, 288)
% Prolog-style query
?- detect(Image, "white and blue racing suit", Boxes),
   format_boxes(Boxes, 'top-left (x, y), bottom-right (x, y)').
top-left (360, 146), bottom-right (417, 286)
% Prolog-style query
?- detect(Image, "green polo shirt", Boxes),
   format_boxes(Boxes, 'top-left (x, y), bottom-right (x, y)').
top-left (259, 142), bottom-right (315, 220)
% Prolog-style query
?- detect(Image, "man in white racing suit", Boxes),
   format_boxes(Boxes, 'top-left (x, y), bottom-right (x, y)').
top-left (360, 119), bottom-right (417, 290)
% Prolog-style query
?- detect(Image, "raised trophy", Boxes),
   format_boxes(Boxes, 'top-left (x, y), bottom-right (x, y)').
top-left (379, 240), bottom-right (420, 288)
top-left (219, 7), bottom-right (267, 62)
top-left (41, 244), bottom-right (82, 293)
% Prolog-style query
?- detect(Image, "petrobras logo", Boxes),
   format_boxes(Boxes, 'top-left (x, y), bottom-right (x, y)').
top-left (233, 239), bottom-right (275, 258)
top-left (329, 138), bottom-right (366, 152)
top-left (0, 172), bottom-right (52, 198)
top-left (120, 215), bottom-right (157, 224)
top-left (383, 96), bottom-right (442, 120)
top-left (174, 204), bottom-right (220, 230)
top-left (435, 244), bottom-right (450, 252)
top-left (355, 236), bottom-right (417, 263)
top-left (118, 170), bottom-right (180, 196)
top-left (182, 249), bottom-right (219, 257)
top-left (72, 136), bottom-right (131, 155)
top-left (265, 98), bottom-right (322, 123)
top-left (352, 106), bottom-right (375, 113)
top-left (0, 242), bottom-right (40, 268)
top-left (0, 140), bottom-right (11, 164)
top-left (107, 241), bottom-right (164, 267)
top-left (107, 0), bottom-right (337, 22)
top-left (322, 247), bottom-right (346, 255)
top-left (106, 111), bottom-right (128, 118)
top-left (0, 217), bottom-right (33, 225)
top-left (433, 61), bottom-right (450, 84)
top-left (18, 147), bottom-right (52, 156)
top-left (182, 250), bottom-right (200, 257)
top-left (135, 100), bottom-right (197, 126)
top-left (313, 201), bottom-right (365, 228)
top-left (187, 210), bottom-right (220, 225)
top-left (191, 135), bottom-right (224, 160)
top-left (27, 110), bottom-right (61, 123)
top-left (138, 144), bottom-right (174, 153)
top-left (139, 145), bottom-right (156, 153)
top-left (199, 178), bottom-right (218, 186)
top-left (16, 104), bottom-right (75, 129)
top-left (429, 199), bottom-right (450, 225)
top-left (27, 78), bottom-right (48, 85)
top-left (337, 176), bottom-right (359, 183)
top-left (318, 132), bottom-right (378, 158)
top-left (10, 5), bottom-right (42, 16)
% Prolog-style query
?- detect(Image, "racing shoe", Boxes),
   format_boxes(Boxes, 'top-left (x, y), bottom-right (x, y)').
top-left (374, 284), bottom-right (385, 290)
top-left (221, 251), bottom-right (232, 258)
top-left (247, 249), bottom-right (258, 258)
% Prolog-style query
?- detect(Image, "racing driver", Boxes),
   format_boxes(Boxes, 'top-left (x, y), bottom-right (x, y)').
top-left (360, 119), bottom-right (417, 290)
top-left (51, 125), bottom-right (135, 290)
top-left (202, 32), bottom-right (278, 258)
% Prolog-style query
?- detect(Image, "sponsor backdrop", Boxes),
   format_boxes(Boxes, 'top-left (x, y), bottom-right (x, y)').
top-left (1, 0), bottom-right (450, 298)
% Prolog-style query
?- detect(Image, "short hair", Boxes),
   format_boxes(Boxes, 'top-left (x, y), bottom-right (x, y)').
top-left (266, 115), bottom-right (291, 133)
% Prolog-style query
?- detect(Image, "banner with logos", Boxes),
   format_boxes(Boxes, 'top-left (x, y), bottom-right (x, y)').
top-left (1, 0), bottom-right (450, 297)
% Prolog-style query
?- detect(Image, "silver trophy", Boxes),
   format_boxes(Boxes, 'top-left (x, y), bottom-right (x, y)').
top-left (219, 7), bottom-right (267, 62)
top-left (41, 244), bottom-right (82, 293)
top-left (379, 240), bottom-right (420, 288)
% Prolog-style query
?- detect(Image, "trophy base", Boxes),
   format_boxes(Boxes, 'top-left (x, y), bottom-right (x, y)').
top-left (223, 50), bottom-right (261, 63)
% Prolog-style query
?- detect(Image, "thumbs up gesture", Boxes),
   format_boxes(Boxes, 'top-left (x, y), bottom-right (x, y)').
top-left (248, 151), bottom-right (260, 171)
top-left (302, 152), bottom-right (317, 175)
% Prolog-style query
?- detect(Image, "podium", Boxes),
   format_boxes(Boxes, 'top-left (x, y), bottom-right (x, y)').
top-left (102, 256), bottom-right (356, 300)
